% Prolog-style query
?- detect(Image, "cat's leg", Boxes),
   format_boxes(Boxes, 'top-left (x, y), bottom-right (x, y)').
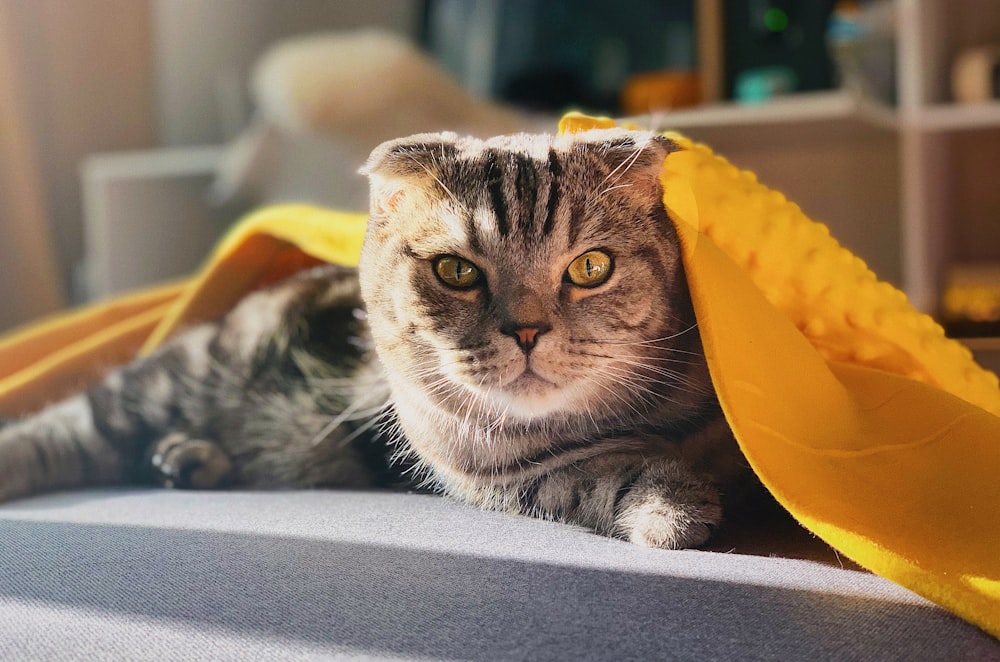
top-left (0, 395), bottom-right (129, 502)
top-left (0, 263), bottom-right (379, 503)
top-left (514, 452), bottom-right (723, 549)
top-left (0, 324), bottom-right (224, 503)
top-left (146, 433), bottom-right (233, 490)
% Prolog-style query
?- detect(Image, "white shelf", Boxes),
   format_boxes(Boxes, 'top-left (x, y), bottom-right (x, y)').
top-left (633, 0), bottom-right (1000, 317)
top-left (624, 90), bottom-right (901, 153)
top-left (82, 145), bottom-right (224, 179)
top-left (644, 92), bottom-right (1000, 137)
top-left (896, 0), bottom-right (1000, 316)
top-left (628, 90), bottom-right (897, 133)
top-left (911, 102), bottom-right (1000, 132)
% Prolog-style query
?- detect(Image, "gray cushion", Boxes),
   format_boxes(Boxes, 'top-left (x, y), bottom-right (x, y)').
top-left (0, 489), bottom-right (996, 660)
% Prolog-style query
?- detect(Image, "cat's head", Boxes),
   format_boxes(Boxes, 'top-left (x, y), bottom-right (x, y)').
top-left (359, 128), bottom-right (710, 430)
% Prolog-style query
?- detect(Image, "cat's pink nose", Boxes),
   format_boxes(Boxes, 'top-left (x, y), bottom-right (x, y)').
top-left (501, 323), bottom-right (551, 352)
top-left (515, 327), bottom-right (540, 347)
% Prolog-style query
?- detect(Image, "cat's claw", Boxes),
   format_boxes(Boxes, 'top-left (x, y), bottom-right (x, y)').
top-left (149, 433), bottom-right (232, 490)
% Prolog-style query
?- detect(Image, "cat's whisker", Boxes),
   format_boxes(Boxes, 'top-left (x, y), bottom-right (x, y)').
top-left (619, 356), bottom-right (702, 368)
top-left (607, 357), bottom-right (704, 388)
top-left (329, 414), bottom-right (382, 450)
top-left (469, 375), bottom-right (492, 433)
top-left (570, 347), bottom-right (702, 367)
top-left (616, 375), bottom-right (708, 403)
top-left (630, 354), bottom-right (702, 365)
top-left (450, 375), bottom-right (484, 436)
top-left (593, 359), bottom-right (686, 389)
top-left (598, 357), bottom-right (711, 395)
top-left (310, 390), bottom-right (390, 447)
top-left (598, 183), bottom-right (634, 197)
top-left (405, 153), bottom-right (469, 216)
top-left (483, 393), bottom-right (513, 434)
top-left (597, 365), bottom-right (684, 392)
top-left (580, 390), bottom-right (603, 435)
top-left (580, 369), bottom-right (650, 419)
top-left (378, 410), bottom-right (411, 457)
top-left (571, 324), bottom-right (701, 347)
top-left (569, 335), bottom-right (693, 350)
top-left (487, 403), bottom-right (510, 435)
top-left (600, 142), bottom-right (647, 186)
top-left (307, 370), bottom-right (387, 384)
top-left (590, 366), bottom-right (689, 409)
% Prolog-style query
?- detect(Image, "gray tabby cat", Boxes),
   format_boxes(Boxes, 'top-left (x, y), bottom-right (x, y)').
top-left (0, 128), bottom-right (752, 549)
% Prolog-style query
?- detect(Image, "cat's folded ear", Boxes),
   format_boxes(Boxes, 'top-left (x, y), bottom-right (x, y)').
top-left (590, 132), bottom-right (680, 173)
top-left (362, 132), bottom-right (461, 216)
top-left (560, 130), bottom-right (680, 198)
top-left (361, 132), bottom-right (461, 180)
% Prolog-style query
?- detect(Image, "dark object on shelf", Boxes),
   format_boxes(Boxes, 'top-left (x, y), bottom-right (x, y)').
top-left (941, 262), bottom-right (1000, 338)
top-left (620, 70), bottom-right (701, 115)
top-left (420, 0), bottom-right (696, 114)
top-left (734, 65), bottom-right (798, 103)
top-left (944, 320), bottom-right (1000, 340)
top-left (826, 0), bottom-right (896, 104)
top-left (503, 69), bottom-right (587, 111)
top-left (723, 0), bottom-right (837, 100)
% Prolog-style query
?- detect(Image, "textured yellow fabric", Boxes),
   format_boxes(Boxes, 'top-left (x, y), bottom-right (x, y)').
top-left (1, 118), bottom-right (998, 636)
top-left (139, 205), bottom-right (368, 352)
top-left (0, 282), bottom-right (183, 417)
top-left (561, 112), bottom-right (1000, 636)
top-left (0, 206), bottom-right (368, 417)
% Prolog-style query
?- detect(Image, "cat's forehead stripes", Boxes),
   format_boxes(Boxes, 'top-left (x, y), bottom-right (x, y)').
top-left (454, 131), bottom-right (668, 242)
top-left (483, 150), bottom-right (510, 237)
top-left (542, 149), bottom-right (561, 236)
top-left (364, 128), bottom-right (679, 255)
top-left (473, 147), bottom-right (556, 241)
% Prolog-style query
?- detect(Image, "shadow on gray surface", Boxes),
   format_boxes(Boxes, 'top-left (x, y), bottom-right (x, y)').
top-left (0, 518), bottom-right (995, 661)
top-left (3, 484), bottom-right (855, 568)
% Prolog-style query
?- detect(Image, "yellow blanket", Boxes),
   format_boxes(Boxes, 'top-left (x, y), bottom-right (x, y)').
top-left (1, 116), bottom-right (998, 637)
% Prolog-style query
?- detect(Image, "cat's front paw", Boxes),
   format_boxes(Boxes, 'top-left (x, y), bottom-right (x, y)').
top-left (148, 433), bottom-right (232, 490)
top-left (614, 464), bottom-right (722, 549)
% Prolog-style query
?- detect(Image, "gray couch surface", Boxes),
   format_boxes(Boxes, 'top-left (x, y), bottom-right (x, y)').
top-left (1, 489), bottom-right (997, 661)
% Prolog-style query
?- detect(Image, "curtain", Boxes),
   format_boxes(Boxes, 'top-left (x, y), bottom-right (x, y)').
top-left (0, 0), bottom-right (65, 333)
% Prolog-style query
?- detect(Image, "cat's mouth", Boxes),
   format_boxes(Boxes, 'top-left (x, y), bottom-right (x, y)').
top-left (507, 369), bottom-right (557, 392)
top-left (489, 368), bottom-right (570, 419)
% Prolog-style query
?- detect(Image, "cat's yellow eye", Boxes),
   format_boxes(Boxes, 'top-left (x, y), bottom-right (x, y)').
top-left (434, 255), bottom-right (481, 289)
top-left (566, 250), bottom-right (613, 288)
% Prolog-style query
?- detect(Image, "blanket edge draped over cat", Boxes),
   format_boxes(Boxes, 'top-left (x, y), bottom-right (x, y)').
top-left (1, 114), bottom-right (998, 638)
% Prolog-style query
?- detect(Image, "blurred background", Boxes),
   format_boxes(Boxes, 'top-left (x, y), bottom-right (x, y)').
top-left (0, 0), bottom-right (998, 360)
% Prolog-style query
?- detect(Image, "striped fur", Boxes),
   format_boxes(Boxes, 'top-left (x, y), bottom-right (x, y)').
top-left (0, 265), bottom-right (394, 502)
top-left (360, 129), bottom-right (752, 548)
top-left (0, 128), bottom-right (754, 549)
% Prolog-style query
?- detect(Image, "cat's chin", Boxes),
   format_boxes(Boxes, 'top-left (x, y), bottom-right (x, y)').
top-left (487, 372), bottom-right (576, 420)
